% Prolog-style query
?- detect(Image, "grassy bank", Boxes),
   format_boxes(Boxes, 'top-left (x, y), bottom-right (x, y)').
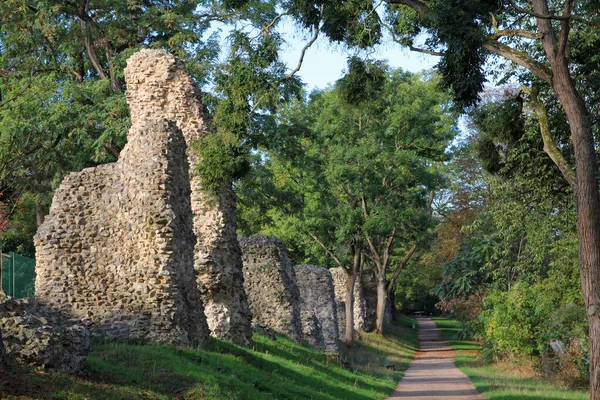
top-left (0, 315), bottom-right (418, 399)
top-left (432, 317), bottom-right (589, 400)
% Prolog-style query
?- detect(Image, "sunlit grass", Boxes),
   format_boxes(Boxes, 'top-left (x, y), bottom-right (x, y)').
top-left (433, 317), bottom-right (589, 400)
top-left (0, 315), bottom-right (418, 399)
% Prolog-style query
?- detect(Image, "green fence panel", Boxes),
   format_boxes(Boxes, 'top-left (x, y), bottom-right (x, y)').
top-left (11, 252), bottom-right (36, 299)
top-left (1, 253), bottom-right (13, 296)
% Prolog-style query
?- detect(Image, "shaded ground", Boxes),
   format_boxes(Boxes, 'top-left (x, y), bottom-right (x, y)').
top-left (387, 317), bottom-right (485, 400)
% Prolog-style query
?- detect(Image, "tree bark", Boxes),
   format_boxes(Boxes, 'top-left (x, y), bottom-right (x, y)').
top-left (344, 245), bottom-right (362, 346)
top-left (35, 201), bottom-right (45, 227)
top-left (374, 275), bottom-right (387, 334)
top-left (529, 1), bottom-right (600, 395)
top-left (344, 271), bottom-right (356, 346)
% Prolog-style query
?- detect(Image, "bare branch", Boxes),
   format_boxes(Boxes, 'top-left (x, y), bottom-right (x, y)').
top-left (282, 7), bottom-right (321, 82)
top-left (375, 10), bottom-right (444, 57)
top-left (408, 45), bottom-right (444, 57)
top-left (263, 12), bottom-right (288, 34)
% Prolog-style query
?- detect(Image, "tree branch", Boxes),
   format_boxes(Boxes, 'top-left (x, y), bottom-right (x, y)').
top-left (507, 0), bottom-right (590, 24)
top-left (308, 232), bottom-right (344, 268)
top-left (483, 40), bottom-right (552, 84)
top-left (282, 9), bottom-right (321, 81)
top-left (489, 29), bottom-right (541, 40)
top-left (558, 0), bottom-right (573, 57)
top-left (408, 45), bottom-right (444, 57)
top-left (387, 244), bottom-right (417, 294)
top-left (527, 85), bottom-right (577, 190)
top-left (375, 9), bottom-right (444, 57)
top-left (263, 12), bottom-right (288, 34)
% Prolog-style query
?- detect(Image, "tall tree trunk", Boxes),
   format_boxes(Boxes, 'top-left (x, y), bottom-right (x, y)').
top-left (374, 275), bottom-right (387, 334)
top-left (530, 1), bottom-right (600, 393)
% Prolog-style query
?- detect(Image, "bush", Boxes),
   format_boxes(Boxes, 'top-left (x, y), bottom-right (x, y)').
top-left (479, 282), bottom-right (554, 357)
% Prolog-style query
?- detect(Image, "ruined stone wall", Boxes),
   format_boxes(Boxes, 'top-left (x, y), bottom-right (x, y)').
top-left (239, 235), bottom-right (302, 342)
top-left (124, 50), bottom-right (252, 346)
top-left (35, 119), bottom-right (209, 345)
top-left (330, 267), bottom-right (368, 332)
top-left (294, 265), bottom-right (339, 353)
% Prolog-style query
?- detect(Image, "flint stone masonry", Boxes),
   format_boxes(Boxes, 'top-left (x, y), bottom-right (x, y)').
top-left (35, 118), bottom-right (209, 345)
top-left (361, 269), bottom-right (378, 332)
top-left (124, 50), bottom-right (252, 346)
top-left (331, 267), bottom-right (367, 333)
top-left (239, 235), bottom-right (302, 342)
top-left (0, 294), bottom-right (90, 374)
top-left (294, 265), bottom-right (339, 353)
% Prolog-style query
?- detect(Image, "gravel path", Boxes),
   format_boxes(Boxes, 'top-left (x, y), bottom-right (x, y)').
top-left (386, 317), bottom-right (485, 400)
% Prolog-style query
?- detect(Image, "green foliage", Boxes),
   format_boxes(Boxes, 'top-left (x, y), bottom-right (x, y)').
top-left (480, 284), bottom-right (555, 357)
top-left (0, 194), bottom-right (44, 258)
top-left (237, 66), bottom-right (456, 273)
top-left (337, 57), bottom-right (387, 106)
top-left (192, 134), bottom-right (250, 195)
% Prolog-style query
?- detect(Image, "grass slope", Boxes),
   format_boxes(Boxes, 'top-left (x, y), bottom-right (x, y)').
top-left (432, 317), bottom-right (589, 400)
top-left (0, 315), bottom-right (418, 400)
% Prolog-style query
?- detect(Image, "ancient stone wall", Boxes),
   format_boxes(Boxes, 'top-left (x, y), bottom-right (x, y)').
top-left (239, 235), bottom-right (302, 342)
top-left (124, 50), bottom-right (252, 346)
top-left (330, 267), bottom-right (367, 332)
top-left (294, 265), bottom-right (339, 353)
top-left (0, 294), bottom-right (90, 374)
top-left (35, 119), bottom-right (209, 345)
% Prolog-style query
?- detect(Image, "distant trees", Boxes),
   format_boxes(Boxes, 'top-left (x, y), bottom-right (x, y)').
top-left (237, 61), bottom-right (456, 339)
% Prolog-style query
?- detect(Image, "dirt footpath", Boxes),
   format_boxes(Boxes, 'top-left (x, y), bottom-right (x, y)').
top-left (386, 317), bottom-right (485, 400)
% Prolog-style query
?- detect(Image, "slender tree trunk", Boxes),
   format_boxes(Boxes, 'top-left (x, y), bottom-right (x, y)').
top-left (35, 201), bottom-right (45, 227)
top-left (344, 271), bottom-right (356, 346)
top-left (374, 275), bottom-right (387, 334)
top-left (344, 244), bottom-right (362, 346)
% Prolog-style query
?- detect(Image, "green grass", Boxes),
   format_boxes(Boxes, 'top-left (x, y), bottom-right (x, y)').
top-left (432, 317), bottom-right (590, 400)
top-left (0, 315), bottom-right (418, 400)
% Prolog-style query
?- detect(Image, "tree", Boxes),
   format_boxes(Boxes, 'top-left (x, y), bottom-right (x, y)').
top-left (249, 0), bottom-right (600, 392)
top-left (238, 61), bottom-right (456, 336)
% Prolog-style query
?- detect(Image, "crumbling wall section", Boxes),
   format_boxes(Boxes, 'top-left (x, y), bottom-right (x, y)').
top-left (239, 235), bottom-right (302, 342)
top-left (0, 294), bottom-right (90, 374)
top-left (294, 265), bottom-right (339, 353)
top-left (124, 50), bottom-right (252, 346)
top-left (35, 119), bottom-right (209, 345)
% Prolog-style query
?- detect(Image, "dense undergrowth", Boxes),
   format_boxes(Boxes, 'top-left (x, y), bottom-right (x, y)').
top-left (433, 317), bottom-right (590, 400)
top-left (0, 315), bottom-right (418, 400)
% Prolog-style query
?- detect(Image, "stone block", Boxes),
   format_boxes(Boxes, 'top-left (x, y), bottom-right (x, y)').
top-left (294, 265), bottom-right (339, 353)
top-left (239, 235), bottom-right (302, 342)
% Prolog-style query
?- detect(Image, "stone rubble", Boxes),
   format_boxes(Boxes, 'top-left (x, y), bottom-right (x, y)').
top-left (294, 265), bottom-right (339, 353)
top-left (0, 294), bottom-right (90, 374)
top-left (239, 235), bottom-right (302, 342)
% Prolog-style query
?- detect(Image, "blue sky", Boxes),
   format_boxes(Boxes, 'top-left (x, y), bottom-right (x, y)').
top-left (277, 21), bottom-right (439, 91)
